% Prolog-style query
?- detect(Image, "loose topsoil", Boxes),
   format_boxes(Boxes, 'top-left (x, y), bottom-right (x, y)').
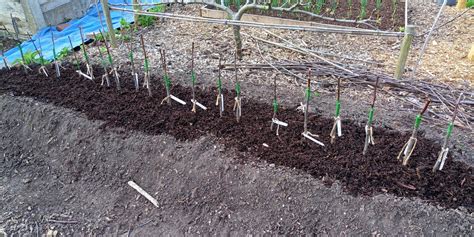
top-left (0, 65), bottom-right (472, 213)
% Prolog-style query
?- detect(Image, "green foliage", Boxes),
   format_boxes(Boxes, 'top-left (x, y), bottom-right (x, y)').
top-left (330, 0), bottom-right (339, 15)
top-left (57, 47), bottom-right (69, 60)
top-left (347, 0), bottom-right (353, 17)
top-left (375, 0), bottom-right (382, 12)
top-left (13, 51), bottom-right (38, 65)
top-left (398, 26), bottom-right (405, 32)
top-left (94, 32), bottom-right (107, 42)
top-left (391, 0), bottom-right (398, 21)
top-left (120, 18), bottom-right (131, 30)
top-left (359, 0), bottom-right (367, 19)
top-left (99, 46), bottom-right (107, 55)
top-left (138, 5), bottom-right (166, 27)
top-left (467, 0), bottom-right (474, 7)
top-left (315, 0), bottom-right (325, 14)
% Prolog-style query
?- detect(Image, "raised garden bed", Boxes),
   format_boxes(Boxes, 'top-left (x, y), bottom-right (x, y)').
top-left (201, 0), bottom-right (406, 31)
top-left (0, 64), bottom-right (472, 212)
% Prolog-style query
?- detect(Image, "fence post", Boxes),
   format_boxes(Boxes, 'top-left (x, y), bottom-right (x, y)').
top-left (101, 0), bottom-right (117, 48)
top-left (133, 0), bottom-right (141, 29)
top-left (394, 25), bottom-right (415, 80)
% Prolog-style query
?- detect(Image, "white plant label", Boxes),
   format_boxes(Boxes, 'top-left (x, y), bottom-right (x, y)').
top-left (191, 99), bottom-right (207, 110)
top-left (302, 132), bottom-right (325, 147)
top-left (170, 95), bottom-right (186, 105)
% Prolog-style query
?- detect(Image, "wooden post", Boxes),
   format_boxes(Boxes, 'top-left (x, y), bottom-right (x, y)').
top-left (101, 0), bottom-right (117, 48)
top-left (133, 0), bottom-right (142, 29)
top-left (394, 25), bottom-right (415, 79)
top-left (468, 44), bottom-right (474, 62)
top-left (456, 0), bottom-right (466, 9)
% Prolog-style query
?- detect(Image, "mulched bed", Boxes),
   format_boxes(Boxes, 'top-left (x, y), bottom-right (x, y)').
top-left (0, 64), bottom-right (472, 212)
top-left (209, 0), bottom-right (405, 30)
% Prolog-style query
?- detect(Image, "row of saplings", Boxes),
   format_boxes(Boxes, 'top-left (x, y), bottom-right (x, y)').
top-left (8, 30), bottom-right (463, 173)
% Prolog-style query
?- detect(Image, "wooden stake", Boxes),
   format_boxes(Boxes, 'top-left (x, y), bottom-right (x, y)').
top-left (101, 0), bottom-right (117, 48)
top-left (394, 25), bottom-right (415, 79)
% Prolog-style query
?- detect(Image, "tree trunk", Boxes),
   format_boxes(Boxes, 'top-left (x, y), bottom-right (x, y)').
top-left (232, 25), bottom-right (243, 59)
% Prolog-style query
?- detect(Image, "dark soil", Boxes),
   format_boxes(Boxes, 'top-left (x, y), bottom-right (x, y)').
top-left (0, 64), bottom-right (472, 213)
top-left (214, 0), bottom-right (405, 30)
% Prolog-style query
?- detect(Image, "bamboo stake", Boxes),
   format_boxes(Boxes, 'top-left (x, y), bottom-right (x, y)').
top-left (363, 77), bottom-right (379, 155)
top-left (17, 43), bottom-right (31, 73)
top-left (30, 35), bottom-right (49, 77)
top-left (159, 48), bottom-right (186, 106)
top-left (330, 77), bottom-right (342, 143)
top-left (67, 36), bottom-right (80, 72)
top-left (50, 30), bottom-right (60, 78)
top-left (79, 27), bottom-right (95, 80)
top-left (191, 42), bottom-right (197, 112)
top-left (433, 93), bottom-right (463, 171)
top-left (233, 52), bottom-right (242, 123)
top-left (140, 34), bottom-right (151, 96)
top-left (160, 49), bottom-right (171, 105)
top-left (101, 29), bottom-right (121, 90)
top-left (302, 69), bottom-right (324, 147)
top-left (129, 33), bottom-right (139, 91)
top-left (189, 42), bottom-right (207, 112)
top-left (93, 32), bottom-right (110, 86)
top-left (397, 99), bottom-right (431, 166)
top-left (216, 57), bottom-right (224, 117)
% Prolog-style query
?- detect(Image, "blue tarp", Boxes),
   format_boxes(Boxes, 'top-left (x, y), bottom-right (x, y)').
top-left (2, 0), bottom-right (161, 67)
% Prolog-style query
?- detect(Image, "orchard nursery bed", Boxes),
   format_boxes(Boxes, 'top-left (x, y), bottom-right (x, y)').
top-left (0, 65), bottom-right (472, 213)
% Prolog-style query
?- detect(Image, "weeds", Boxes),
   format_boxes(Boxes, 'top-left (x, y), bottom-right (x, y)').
top-left (138, 5), bottom-right (166, 27)
top-left (359, 0), bottom-right (368, 19)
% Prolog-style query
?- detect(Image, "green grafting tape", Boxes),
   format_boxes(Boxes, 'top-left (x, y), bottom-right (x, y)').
top-left (82, 46), bottom-right (89, 63)
top-left (52, 45), bottom-right (57, 60)
top-left (273, 98), bottom-right (278, 113)
top-left (107, 54), bottom-right (113, 65)
top-left (144, 58), bottom-right (149, 72)
top-left (129, 51), bottom-right (134, 65)
top-left (305, 88), bottom-right (311, 101)
top-left (191, 71), bottom-right (196, 86)
top-left (368, 107), bottom-right (374, 124)
top-left (414, 114), bottom-right (422, 129)
top-left (217, 78), bottom-right (222, 93)
top-left (446, 122), bottom-right (454, 138)
top-left (335, 100), bottom-right (341, 117)
top-left (235, 82), bottom-right (241, 96)
top-left (164, 74), bottom-right (171, 89)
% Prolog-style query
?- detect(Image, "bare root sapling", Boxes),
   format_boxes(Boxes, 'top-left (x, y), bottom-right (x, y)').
top-left (397, 99), bottom-right (431, 166)
top-left (433, 93), bottom-right (463, 171)
top-left (363, 77), bottom-right (379, 155)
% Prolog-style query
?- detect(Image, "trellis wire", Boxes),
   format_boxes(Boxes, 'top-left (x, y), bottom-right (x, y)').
top-left (108, 6), bottom-right (403, 37)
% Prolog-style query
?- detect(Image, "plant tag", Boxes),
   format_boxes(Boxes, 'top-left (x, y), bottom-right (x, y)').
top-left (302, 132), bottom-right (325, 147)
top-left (77, 71), bottom-right (92, 80)
top-left (272, 118), bottom-right (288, 127)
top-left (191, 99), bottom-right (207, 110)
top-left (170, 94), bottom-right (186, 105)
